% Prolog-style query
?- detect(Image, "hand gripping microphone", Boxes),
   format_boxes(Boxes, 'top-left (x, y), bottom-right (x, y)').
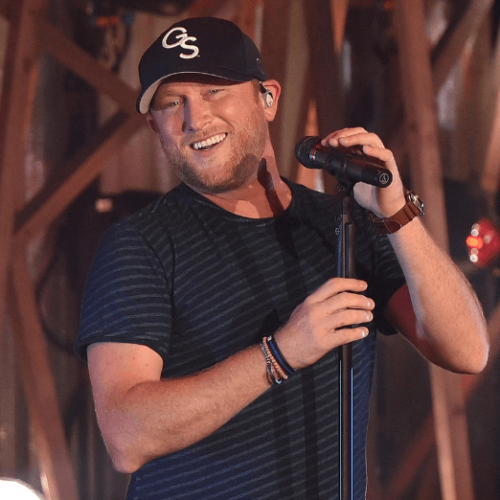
top-left (294, 136), bottom-right (393, 188)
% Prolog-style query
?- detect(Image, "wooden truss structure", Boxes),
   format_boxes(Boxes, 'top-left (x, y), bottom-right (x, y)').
top-left (0, 0), bottom-right (500, 499)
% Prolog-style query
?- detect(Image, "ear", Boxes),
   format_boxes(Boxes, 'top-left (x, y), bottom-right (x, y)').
top-left (261, 79), bottom-right (281, 122)
top-left (146, 113), bottom-right (159, 133)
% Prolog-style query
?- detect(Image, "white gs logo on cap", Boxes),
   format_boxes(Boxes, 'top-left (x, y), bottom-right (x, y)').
top-left (162, 27), bottom-right (199, 59)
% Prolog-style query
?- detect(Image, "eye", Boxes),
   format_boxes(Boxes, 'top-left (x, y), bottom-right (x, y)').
top-left (207, 88), bottom-right (224, 97)
top-left (153, 98), bottom-right (183, 112)
top-left (165, 99), bottom-right (182, 108)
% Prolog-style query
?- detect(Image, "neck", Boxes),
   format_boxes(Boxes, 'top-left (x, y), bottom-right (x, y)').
top-left (196, 159), bottom-right (292, 219)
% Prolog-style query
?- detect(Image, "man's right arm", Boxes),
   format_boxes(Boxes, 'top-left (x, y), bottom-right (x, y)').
top-left (87, 278), bottom-right (372, 473)
top-left (88, 341), bottom-right (270, 473)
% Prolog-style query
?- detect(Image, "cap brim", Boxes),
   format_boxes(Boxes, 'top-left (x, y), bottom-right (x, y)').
top-left (137, 69), bottom-right (256, 114)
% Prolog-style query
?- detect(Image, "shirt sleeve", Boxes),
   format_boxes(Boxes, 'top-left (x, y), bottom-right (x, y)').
top-left (75, 219), bottom-right (172, 361)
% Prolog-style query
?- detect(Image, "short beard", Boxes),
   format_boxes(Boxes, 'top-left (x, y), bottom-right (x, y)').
top-left (158, 109), bottom-right (269, 194)
top-left (174, 154), bottom-right (260, 194)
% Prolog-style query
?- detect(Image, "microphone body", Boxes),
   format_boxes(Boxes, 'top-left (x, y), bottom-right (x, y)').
top-left (295, 136), bottom-right (393, 188)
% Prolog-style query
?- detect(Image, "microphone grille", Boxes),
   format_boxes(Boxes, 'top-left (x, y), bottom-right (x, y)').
top-left (294, 136), bottom-right (321, 168)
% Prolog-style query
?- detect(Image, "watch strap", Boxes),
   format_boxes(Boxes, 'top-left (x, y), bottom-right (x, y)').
top-left (371, 189), bottom-right (424, 234)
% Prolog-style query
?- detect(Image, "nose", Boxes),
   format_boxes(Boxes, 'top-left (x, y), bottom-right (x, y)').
top-left (183, 97), bottom-right (211, 133)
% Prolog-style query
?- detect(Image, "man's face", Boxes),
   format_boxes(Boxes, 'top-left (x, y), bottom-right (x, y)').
top-left (149, 75), bottom-right (270, 194)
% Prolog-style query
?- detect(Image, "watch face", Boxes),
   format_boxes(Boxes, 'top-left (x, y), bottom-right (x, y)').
top-left (407, 190), bottom-right (425, 216)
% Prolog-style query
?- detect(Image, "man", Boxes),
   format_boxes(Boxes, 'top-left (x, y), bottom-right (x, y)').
top-left (76, 17), bottom-right (489, 500)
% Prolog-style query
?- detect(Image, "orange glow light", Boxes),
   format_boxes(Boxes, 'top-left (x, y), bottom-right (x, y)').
top-left (465, 235), bottom-right (484, 250)
top-left (466, 219), bottom-right (500, 268)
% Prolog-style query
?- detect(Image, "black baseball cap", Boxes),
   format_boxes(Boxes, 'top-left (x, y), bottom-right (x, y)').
top-left (136, 17), bottom-right (268, 114)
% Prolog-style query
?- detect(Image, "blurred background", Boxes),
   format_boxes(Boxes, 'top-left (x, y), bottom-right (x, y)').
top-left (0, 0), bottom-right (499, 499)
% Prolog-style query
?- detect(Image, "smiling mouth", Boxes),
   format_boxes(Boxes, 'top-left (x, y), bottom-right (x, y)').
top-left (191, 133), bottom-right (227, 151)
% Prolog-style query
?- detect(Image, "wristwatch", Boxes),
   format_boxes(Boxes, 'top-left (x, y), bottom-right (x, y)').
top-left (371, 188), bottom-right (425, 234)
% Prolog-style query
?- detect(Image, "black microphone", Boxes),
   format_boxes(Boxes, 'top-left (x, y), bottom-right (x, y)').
top-left (295, 136), bottom-right (393, 188)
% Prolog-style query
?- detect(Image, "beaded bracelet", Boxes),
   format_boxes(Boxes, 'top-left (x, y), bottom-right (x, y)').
top-left (262, 337), bottom-right (288, 381)
top-left (266, 335), bottom-right (296, 376)
top-left (260, 339), bottom-right (283, 385)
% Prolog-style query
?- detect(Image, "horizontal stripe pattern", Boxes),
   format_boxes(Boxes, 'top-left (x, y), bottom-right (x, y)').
top-left (76, 181), bottom-right (405, 499)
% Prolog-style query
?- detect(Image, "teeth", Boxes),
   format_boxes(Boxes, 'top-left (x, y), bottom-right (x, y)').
top-left (192, 133), bottom-right (226, 150)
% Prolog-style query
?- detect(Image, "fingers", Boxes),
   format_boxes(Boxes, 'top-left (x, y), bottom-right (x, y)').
top-left (321, 128), bottom-right (395, 167)
top-left (311, 278), bottom-right (374, 319)
top-left (275, 278), bottom-right (376, 369)
top-left (312, 281), bottom-right (374, 335)
top-left (320, 297), bottom-right (373, 330)
top-left (321, 127), bottom-right (384, 149)
top-left (325, 324), bottom-right (370, 350)
top-left (312, 276), bottom-right (368, 301)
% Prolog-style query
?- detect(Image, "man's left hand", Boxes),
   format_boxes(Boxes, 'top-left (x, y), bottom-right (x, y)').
top-left (321, 128), bottom-right (405, 218)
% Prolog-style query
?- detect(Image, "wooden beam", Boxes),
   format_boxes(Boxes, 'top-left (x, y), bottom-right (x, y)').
top-left (286, 80), bottom-right (313, 182)
top-left (260, 0), bottom-right (291, 167)
top-left (303, 0), bottom-right (344, 194)
top-left (238, 0), bottom-right (264, 43)
top-left (37, 20), bottom-right (138, 114)
top-left (480, 22), bottom-right (500, 202)
top-left (387, 414), bottom-right (435, 499)
top-left (428, 366), bottom-right (475, 500)
top-left (0, 0), bottom-right (50, 344)
top-left (330, 0), bottom-right (349, 55)
top-left (433, 0), bottom-right (495, 92)
top-left (393, 1), bottom-right (475, 499)
top-left (303, 0), bottom-right (344, 136)
top-left (0, 316), bottom-right (21, 475)
top-left (273, 0), bottom-right (311, 180)
top-left (0, 2), bottom-right (150, 497)
top-left (393, 0), bottom-right (448, 245)
top-left (415, 457), bottom-right (440, 500)
top-left (387, 299), bottom-right (500, 499)
top-left (387, 0), bottom-right (494, 170)
top-left (0, 0), bottom-right (13, 21)
top-left (295, 99), bottom-right (321, 189)
top-left (8, 251), bottom-right (79, 500)
top-left (14, 111), bottom-right (145, 245)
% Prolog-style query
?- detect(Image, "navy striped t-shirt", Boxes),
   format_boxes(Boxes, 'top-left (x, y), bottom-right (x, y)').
top-left (76, 180), bottom-right (405, 500)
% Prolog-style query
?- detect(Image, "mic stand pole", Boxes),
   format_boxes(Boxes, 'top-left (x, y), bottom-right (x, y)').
top-left (336, 180), bottom-right (356, 500)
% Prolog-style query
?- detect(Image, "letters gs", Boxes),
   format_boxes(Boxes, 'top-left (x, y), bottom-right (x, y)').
top-left (162, 27), bottom-right (200, 59)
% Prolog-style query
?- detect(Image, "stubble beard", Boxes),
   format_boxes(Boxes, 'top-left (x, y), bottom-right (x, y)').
top-left (159, 111), bottom-right (269, 194)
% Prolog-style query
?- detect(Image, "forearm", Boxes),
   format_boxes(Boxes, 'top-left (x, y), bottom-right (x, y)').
top-left (93, 277), bottom-right (376, 473)
top-left (94, 344), bottom-right (270, 473)
top-left (388, 218), bottom-right (489, 373)
top-left (319, 128), bottom-right (488, 372)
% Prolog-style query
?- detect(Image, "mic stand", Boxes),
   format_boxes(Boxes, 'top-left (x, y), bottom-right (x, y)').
top-left (335, 179), bottom-right (356, 500)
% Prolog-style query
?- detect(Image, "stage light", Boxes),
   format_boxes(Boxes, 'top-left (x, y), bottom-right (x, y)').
top-left (466, 219), bottom-right (500, 268)
top-left (0, 478), bottom-right (47, 500)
